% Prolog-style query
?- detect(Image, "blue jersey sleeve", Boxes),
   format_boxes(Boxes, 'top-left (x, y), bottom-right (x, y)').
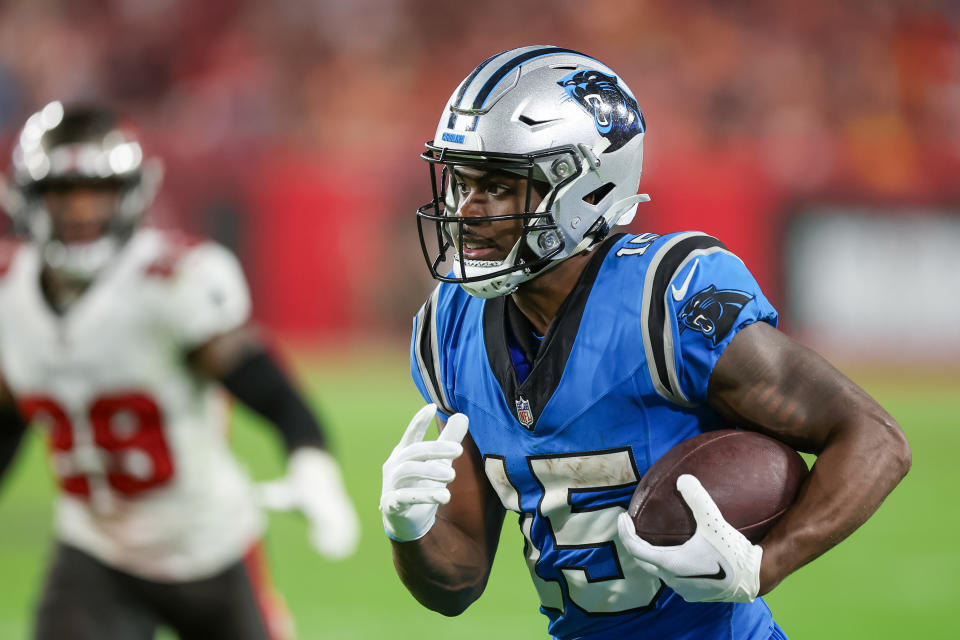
top-left (410, 315), bottom-right (452, 421)
top-left (665, 247), bottom-right (777, 404)
top-left (409, 285), bottom-right (456, 421)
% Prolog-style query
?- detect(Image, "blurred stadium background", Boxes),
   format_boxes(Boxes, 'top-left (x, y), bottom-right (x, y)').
top-left (0, 0), bottom-right (957, 638)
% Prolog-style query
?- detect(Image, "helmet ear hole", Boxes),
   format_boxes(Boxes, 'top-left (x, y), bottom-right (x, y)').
top-left (582, 182), bottom-right (615, 206)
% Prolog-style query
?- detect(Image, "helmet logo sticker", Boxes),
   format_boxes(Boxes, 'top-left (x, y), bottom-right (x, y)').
top-left (558, 70), bottom-right (645, 152)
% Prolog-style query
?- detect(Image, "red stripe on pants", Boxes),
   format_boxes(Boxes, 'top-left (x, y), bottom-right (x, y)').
top-left (243, 542), bottom-right (296, 640)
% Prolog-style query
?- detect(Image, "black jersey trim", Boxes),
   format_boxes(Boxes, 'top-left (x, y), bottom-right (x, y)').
top-left (483, 234), bottom-right (625, 430)
top-left (505, 297), bottom-right (542, 368)
top-left (415, 285), bottom-right (456, 416)
top-left (642, 233), bottom-right (728, 405)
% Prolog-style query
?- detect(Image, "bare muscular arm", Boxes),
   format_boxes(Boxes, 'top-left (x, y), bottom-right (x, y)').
top-left (707, 322), bottom-right (912, 595)
top-left (390, 418), bottom-right (506, 616)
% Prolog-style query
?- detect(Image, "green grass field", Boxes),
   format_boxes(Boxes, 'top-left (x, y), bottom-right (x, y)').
top-left (0, 346), bottom-right (956, 639)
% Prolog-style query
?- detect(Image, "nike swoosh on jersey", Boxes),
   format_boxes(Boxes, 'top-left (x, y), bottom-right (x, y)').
top-left (677, 564), bottom-right (726, 581)
top-left (671, 258), bottom-right (700, 301)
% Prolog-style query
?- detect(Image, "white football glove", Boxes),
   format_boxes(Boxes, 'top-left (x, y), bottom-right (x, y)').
top-left (616, 474), bottom-right (763, 603)
top-left (379, 403), bottom-right (469, 542)
top-left (258, 447), bottom-right (360, 560)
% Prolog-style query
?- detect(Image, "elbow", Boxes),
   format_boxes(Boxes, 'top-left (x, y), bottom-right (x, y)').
top-left (420, 585), bottom-right (484, 617)
top-left (429, 601), bottom-right (471, 618)
top-left (395, 545), bottom-right (491, 617)
top-left (888, 420), bottom-right (912, 482)
top-left (863, 410), bottom-right (911, 484)
top-left (848, 396), bottom-right (912, 483)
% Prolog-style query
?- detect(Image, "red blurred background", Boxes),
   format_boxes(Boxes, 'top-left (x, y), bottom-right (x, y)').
top-left (1, 0), bottom-right (958, 345)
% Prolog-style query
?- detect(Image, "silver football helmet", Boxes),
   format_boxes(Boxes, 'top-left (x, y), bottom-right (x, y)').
top-left (2, 101), bottom-right (162, 282)
top-left (416, 45), bottom-right (649, 298)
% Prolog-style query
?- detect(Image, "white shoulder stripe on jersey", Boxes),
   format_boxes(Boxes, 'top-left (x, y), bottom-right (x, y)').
top-left (641, 232), bottom-right (735, 406)
top-left (414, 285), bottom-right (455, 416)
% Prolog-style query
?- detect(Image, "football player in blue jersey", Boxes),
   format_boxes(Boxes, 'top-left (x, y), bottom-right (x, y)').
top-left (379, 46), bottom-right (911, 639)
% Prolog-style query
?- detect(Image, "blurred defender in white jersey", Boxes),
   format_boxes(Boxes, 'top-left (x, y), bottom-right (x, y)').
top-left (0, 102), bottom-right (360, 640)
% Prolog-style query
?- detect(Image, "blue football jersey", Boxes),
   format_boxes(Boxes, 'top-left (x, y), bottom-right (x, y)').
top-left (410, 232), bottom-right (784, 640)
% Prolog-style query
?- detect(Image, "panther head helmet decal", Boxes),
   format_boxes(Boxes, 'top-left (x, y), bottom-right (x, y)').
top-left (678, 285), bottom-right (754, 346)
top-left (558, 69), bottom-right (645, 152)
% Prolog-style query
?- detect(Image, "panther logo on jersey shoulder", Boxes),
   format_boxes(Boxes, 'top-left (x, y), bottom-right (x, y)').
top-left (558, 70), bottom-right (645, 152)
top-left (677, 285), bottom-right (753, 346)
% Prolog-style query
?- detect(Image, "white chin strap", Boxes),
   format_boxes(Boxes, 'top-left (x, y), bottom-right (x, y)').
top-left (43, 236), bottom-right (120, 282)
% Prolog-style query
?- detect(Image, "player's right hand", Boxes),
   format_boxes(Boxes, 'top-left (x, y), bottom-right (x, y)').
top-left (380, 403), bottom-right (469, 542)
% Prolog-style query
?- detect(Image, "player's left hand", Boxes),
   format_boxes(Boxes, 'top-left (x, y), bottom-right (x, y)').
top-left (258, 448), bottom-right (360, 560)
top-left (616, 474), bottom-right (762, 603)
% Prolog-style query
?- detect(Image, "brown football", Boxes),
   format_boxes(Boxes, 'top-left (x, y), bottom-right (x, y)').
top-left (627, 429), bottom-right (808, 546)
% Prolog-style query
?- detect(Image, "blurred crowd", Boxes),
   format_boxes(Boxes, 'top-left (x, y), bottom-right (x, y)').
top-left (1, 0), bottom-right (958, 336)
